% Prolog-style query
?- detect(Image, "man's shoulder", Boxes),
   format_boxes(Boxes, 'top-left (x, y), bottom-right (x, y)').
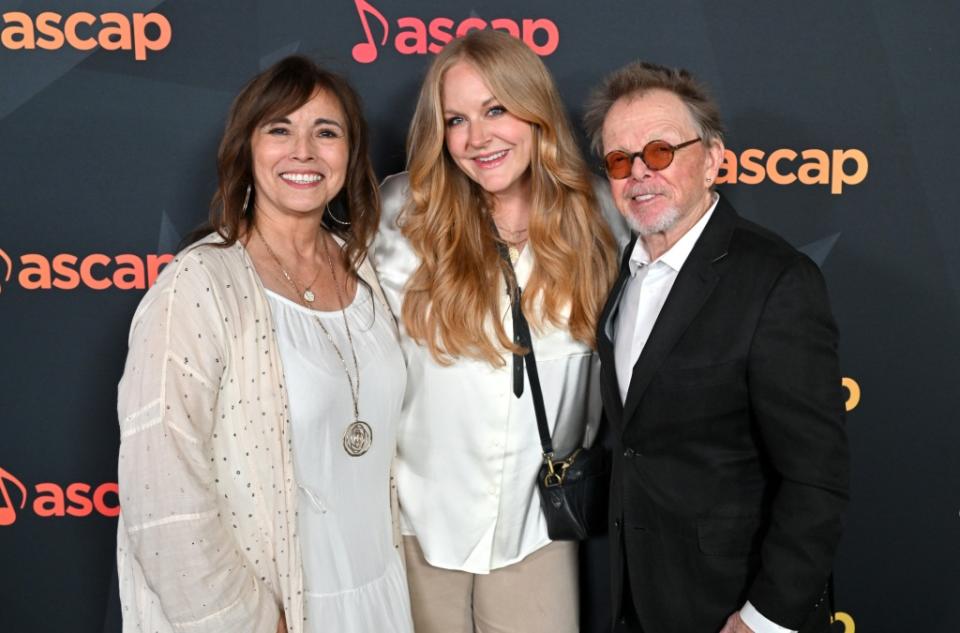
top-left (703, 198), bottom-right (824, 292)
top-left (723, 205), bottom-right (807, 271)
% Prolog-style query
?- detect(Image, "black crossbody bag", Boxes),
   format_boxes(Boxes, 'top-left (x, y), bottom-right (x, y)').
top-left (500, 245), bottom-right (609, 540)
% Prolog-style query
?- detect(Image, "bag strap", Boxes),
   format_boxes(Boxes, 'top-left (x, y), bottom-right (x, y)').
top-left (497, 242), bottom-right (554, 459)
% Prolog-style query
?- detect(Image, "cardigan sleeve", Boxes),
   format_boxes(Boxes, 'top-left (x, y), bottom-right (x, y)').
top-left (117, 250), bottom-right (280, 633)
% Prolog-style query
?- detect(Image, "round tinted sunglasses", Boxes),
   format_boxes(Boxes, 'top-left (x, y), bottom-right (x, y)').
top-left (602, 138), bottom-right (702, 179)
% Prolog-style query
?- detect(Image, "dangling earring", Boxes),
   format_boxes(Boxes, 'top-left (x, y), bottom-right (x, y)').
top-left (325, 202), bottom-right (351, 226)
top-left (241, 184), bottom-right (252, 214)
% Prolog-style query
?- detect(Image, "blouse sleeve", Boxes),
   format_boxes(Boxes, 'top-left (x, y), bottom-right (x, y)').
top-left (371, 172), bottom-right (420, 317)
top-left (116, 251), bottom-right (280, 633)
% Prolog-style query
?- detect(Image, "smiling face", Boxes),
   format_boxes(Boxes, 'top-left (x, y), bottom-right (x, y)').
top-left (601, 89), bottom-right (722, 240)
top-left (441, 61), bottom-right (534, 204)
top-left (250, 89), bottom-right (348, 221)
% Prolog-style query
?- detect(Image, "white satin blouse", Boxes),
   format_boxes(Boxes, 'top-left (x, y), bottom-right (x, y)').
top-left (372, 173), bottom-right (628, 574)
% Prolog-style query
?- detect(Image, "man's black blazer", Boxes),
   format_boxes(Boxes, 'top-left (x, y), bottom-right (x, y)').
top-left (598, 195), bottom-right (849, 633)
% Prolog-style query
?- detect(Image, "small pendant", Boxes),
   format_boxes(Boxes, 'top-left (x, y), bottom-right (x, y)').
top-left (343, 420), bottom-right (373, 456)
top-left (303, 289), bottom-right (315, 302)
top-left (508, 246), bottom-right (520, 265)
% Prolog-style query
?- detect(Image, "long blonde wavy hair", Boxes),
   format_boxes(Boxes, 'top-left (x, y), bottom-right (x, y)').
top-left (401, 30), bottom-right (618, 367)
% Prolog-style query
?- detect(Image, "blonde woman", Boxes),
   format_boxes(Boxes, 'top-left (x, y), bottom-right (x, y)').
top-left (372, 30), bottom-right (626, 633)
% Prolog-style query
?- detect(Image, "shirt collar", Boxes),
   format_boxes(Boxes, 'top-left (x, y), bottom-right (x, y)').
top-left (513, 240), bottom-right (533, 286)
top-left (628, 193), bottom-right (719, 276)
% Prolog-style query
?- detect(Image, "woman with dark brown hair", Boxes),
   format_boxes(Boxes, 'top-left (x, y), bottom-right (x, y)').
top-left (116, 56), bottom-right (412, 633)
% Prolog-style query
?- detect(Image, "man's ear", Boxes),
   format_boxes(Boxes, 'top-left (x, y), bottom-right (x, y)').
top-left (704, 138), bottom-right (725, 181)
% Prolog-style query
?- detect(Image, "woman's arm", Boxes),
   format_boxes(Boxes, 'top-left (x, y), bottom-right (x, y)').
top-left (117, 251), bottom-right (281, 633)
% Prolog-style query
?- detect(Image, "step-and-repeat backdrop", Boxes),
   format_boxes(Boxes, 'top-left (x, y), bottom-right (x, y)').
top-left (1, 1), bottom-right (957, 631)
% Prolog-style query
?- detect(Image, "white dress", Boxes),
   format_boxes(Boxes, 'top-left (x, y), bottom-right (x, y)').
top-left (266, 283), bottom-right (413, 633)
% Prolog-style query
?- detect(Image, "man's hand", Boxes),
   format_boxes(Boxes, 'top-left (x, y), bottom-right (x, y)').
top-left (276, 612), bottom-right (287, 633)
top-left (718, 611), bottom-right (755, 633)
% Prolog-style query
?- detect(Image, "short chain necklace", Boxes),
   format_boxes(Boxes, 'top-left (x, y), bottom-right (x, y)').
top-left (494, 223), bottom-right (528, 266)
top-left (258, 239), bottom-right (323, 303)
top-left (255, 225), bottom-right (373, 456)
top-left (495, 223), bottom-right (528, 241)
top-left (301, 266), bottom-right (323, 303)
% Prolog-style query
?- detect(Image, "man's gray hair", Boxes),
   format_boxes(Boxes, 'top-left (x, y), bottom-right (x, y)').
top-left (583, 61), bottom-right (724, 156)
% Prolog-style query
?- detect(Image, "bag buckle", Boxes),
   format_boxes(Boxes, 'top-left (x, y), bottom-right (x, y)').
top-left (542, 449), bottom-right (581, 488)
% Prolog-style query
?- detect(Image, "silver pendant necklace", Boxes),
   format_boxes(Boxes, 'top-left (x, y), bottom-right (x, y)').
top-left (255, 225), bottom-right (373, 456)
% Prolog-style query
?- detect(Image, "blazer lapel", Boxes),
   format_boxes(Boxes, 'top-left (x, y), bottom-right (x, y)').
top-left (620, 197), bottom-right (738, 428)
top-left (597, 236), bottom-right (638, 422)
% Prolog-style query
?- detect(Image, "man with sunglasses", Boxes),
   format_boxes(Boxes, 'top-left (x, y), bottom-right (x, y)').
top-left (583, 62), bottom-right (849, 633)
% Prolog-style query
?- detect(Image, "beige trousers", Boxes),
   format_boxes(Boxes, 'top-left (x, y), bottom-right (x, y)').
top-left (403, 536), bottom-right (579, 633)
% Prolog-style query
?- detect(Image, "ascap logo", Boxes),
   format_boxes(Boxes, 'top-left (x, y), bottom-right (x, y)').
top-left (0, 248), bottom-right (172, 293)
top-left (718, 148), bottom-right (868, 195)
top-left (0, 467), bottom-right (119, 526)
top-left (350, 0), bottom-right (559, 63)
top-left (1, 11), bottom-right (171, 61)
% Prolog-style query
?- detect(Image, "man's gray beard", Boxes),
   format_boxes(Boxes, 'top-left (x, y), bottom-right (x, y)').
top-left (626, 206), bottom-right (680, 236)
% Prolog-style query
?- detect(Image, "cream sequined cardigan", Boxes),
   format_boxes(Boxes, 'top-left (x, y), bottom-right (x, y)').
top-left (116, 233), bottom-right (396, 633)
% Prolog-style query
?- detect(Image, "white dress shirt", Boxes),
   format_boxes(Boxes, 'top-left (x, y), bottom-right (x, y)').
top-left (372, 173), bottom-right (626, 573)
top-left (614, 196), bottom-right (718, 402)
top-left (613, 194), bottom-right (794, 633)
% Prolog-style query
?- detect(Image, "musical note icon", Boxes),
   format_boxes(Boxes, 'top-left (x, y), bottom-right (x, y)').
top-left (351, 0), bottom-right (389, 63)
top-left (0, 467), bottom-right (28, 526)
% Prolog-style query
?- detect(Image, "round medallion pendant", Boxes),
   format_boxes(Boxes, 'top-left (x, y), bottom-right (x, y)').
top-left (343, 420), bottom-right (373, 456)
top-left (303, 289), bottom-right (316, 302)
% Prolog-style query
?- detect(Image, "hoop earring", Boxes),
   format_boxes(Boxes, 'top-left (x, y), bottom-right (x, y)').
top-left (326, 202), bottom-right (351, 226)
top-left (241, 184), bottom-right (252, 215)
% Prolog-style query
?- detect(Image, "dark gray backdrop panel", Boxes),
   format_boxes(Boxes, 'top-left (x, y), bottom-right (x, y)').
top-left (1, 1), bottom-right (957, 631)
